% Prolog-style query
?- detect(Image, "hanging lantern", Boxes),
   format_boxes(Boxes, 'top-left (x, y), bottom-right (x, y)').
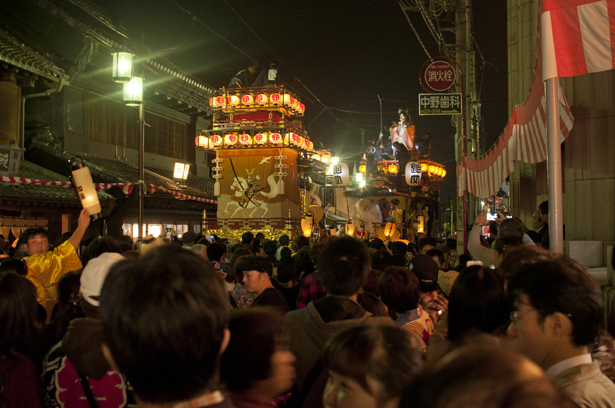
top-left (421, 162), bottom-right (428, 173)
top-left (303, 138), bottom-right (310, 150)
top-left (255, 94), bottom-right (268, 105)
top-left (224, 133), bottom-right (238, 147)
top-left (270, 133), bottom-right (282, 144)
top-left (388, 164), bottom-right (398, 175)
top-left (301, 214), bottom-right (313, 238)
top-left (239, 133), bottom-right (252, 146)
top-left (293, 98), bottom-right (300, 112)
top-left (270, 93), bottom-right (282, 105)
top-left (428, 164), bottom-right (436, 176)
top-left (196, 135), bottom-right (210, 149)
top-left (292, 133), bottom-right (302, 146)
top-left (384, 221), bottom-right (396, 238)
top-left (331, 162), bottom-right (350, 186)
top-left (284, 133), bottom-right (293, 145)
top-left (441, 169), bottom-right (446, 178)
top-left (283, 94), bottom-right (294, 109)
top-left (123, 76), bottom-right (143, 106)
top-left (390, 228), bottom-right (401, 241)
top-left (111, 52), bottom-right (133, 83)
top-left (312, 153), bottom-right (321, 161)
top-left (307, 140), bottom-right (314, 150)
top-left (405, 162), bottom-right (422, 186)
top-left (209, 134), bottom-right (223, 148)
top-left (241, 94), bottom-right (254, 106)
top-left (359, 164), bottom-right (366, 174)
top-left (298, 136), bottom-right (305, 149)
top-left (173, 162), bottom-right (190, 180)
top-left (299, 102), bottom-right (305, 113)
top-left (69, 161), bottom-right (101, 220)
top-left (213, 96), bottom-right (226, 108)
top-left (345, 221), bottom-right (355, 236)
top-left (376, 228), bottom-right (386, 241)
top-left (319, 149), bottom-right (331, 164)
top-left (227, 95), bottom-right (240, 107)
top-left (254, 133), bottom-right (267, 145)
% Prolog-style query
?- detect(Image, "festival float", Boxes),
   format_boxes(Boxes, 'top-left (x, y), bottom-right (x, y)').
top-left (197, 85), bottom-right (447, 242)
top-left (197, 85), bottom-right (328, 239)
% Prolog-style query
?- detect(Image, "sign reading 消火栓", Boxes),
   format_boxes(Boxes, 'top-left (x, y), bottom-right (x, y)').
top-left (418, 93), bottom-right (462, 115)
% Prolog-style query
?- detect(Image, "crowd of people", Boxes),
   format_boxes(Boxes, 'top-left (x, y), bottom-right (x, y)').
top-left (1, 208), bottom-right (615, 408)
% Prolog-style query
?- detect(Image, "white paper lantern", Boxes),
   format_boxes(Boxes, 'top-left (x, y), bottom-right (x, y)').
top-left (331, 162), bottom-right (350, 186)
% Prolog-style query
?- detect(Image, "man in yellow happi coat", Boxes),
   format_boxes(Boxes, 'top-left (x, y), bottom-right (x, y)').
top-left (23, 209), bottom-right (90, 318)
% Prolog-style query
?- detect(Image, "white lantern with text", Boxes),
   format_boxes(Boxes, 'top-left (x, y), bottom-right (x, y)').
top-left (209, 134), bottom-right (223, 148)
top-left (255, 94), bottom-right (268, 106)
top-left (331, 162), bottom-right (350, 186)
top-left (241, 94), bottom-right (254, 107)
top-left (69, 161), bottom-right (101, 220)
top-left (405, 162), bottom-right (422, 186)
top-left (254, 133), bottom-right (267, 145)
top-left (239, 134), bottom-right (252, 146)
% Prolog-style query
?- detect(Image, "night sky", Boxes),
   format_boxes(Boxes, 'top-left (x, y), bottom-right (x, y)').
top-left (97, 0), bottom-right (508, 202)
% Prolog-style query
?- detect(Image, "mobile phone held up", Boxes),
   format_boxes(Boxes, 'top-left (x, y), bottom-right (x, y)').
top-left (486, 213), bottom-right (498, 221)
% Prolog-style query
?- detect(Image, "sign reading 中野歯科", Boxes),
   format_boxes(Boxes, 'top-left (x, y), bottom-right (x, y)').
top-left (418, 93), bottom-right (462, 116)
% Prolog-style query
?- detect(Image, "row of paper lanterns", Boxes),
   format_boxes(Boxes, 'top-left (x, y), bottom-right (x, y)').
top-left (195, 132), bottom-right (314, 150)
top-left (358, 161), bottom-right (446, 179)
top-left (209, 93), bottom-right (305, 114)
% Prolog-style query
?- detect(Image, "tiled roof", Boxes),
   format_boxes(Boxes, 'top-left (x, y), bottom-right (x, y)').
top-left (29, 141), bottom-right (215, 201)
top-left (0, 160), bottom-right (114, 208)
top-left (0, 28), bottom-right (66, 81)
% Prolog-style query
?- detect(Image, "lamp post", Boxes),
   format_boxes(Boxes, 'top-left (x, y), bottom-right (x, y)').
top-left (112, 52), bottom-right (145, 242)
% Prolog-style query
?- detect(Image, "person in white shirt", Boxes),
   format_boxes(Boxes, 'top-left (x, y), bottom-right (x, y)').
top-left (507, 252), bottom-right (615, 407)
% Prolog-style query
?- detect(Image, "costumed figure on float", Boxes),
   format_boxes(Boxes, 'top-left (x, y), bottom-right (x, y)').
top-left (390, 108), bottom-right (419, 161)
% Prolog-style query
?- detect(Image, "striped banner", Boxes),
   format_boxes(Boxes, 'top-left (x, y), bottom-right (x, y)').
top-left (542, 0), bottom-right (615, 80)
top-left (458, 12), bottom-right (575, 198)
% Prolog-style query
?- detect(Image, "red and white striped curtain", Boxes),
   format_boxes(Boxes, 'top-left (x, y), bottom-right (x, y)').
top-left (457, 4), bottom-right (576, 198)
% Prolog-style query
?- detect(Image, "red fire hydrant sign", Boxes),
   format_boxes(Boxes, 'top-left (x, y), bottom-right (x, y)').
top-left (423, 61), bottom-right (456, 92)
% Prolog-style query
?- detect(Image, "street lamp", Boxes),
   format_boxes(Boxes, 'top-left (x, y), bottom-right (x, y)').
top-left (111, 52), bottom-right (133, 83)
top-left (112, 52), bottom-right (145, 242)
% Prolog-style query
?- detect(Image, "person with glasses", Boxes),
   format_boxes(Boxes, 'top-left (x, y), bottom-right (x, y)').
top-left (507, 253), bottom-right (615, 407)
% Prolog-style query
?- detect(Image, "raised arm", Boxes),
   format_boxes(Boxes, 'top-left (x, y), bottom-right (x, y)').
top-left (68, 209), bottom-right (91, 251)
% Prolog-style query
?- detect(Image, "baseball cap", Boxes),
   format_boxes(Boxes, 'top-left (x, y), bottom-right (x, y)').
top-left (80, 252), bottom-right (125, 306)
top-left (437, 270), bottom-right (460, 298)
top-left (409, 254), bottom-right (439, 288)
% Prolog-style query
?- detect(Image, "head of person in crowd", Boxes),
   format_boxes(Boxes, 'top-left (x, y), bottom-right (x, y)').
top-left (241, 232), bottom-right (254, 246)
top-left (507, 255), bottom-right (603, 370)
top-left (371, 251), bottom-right (394, 272)
top-left (80, 252), bottom-right (127, 319)
top-left (434, 244), bottom-right (451, 270)
top-left (276, 256), bottom-right (297, 285)
top-left (21, 227), bottom-right (50, 256)
top-left (368, 238), bottom-right (385, 252)
top-left (488, 220), bottom-right (499, 241)
top-left (0, 258), bottom-right (27, 276)
top-left (207, 242), bottom-right (227, 264)
top-left (498, 218), bottom-right (525, 240)
top-left (278, 234), bottom-right (290, 247)
top-left (0, 272), bottom-right (43, 363)
top-left (252, 242), bottom-right (265, 257)
top-left (390, 241), bottom-right (408, 256)
top-left (401, 341), bottom-right (574, 408)
top-left (538, 201), bottom-right (549, 226)
top-left (220, 308), bottom-right (295, 402)
top-left (378, 266), bottom-right (421, 321)
top-left (81, 237), bottom-right (121, 267)
top-left (425, 249), bottom-right (445, 271)
top-left (437, 270), bottom-right (459, 300)
top-left (294, 246), bottom-right (314, 278)
top-left (363, 269), bottom-right (383, 297)
top-left (116, 235), bottom-right (135, 253)
top-left (99, 246), bottom-right (229, 405)
top-left (454, 254), bottom-right (472, 271)
top-left (447, 265), bottom-right (509, 342)
top-left (532, 210), bottom-right (545, 232)
top-left (309, 243), bottom-right (325, 269)
top-left (190, 244), bottom-right (208, 261)
top-left (408, 254), bottom-right (439, 298)
top-left (323, 325), bottom-right (423, 408)
top-left (236, 256), bottom-right (274, 296)
top-left (196, 237), bottom-right (212, 247)
top-left (225, 249), bottom-right (253, 284)
top-left (263, 240), bottom-right (277, 258)
top-left (181, 231), bottom-right (197, 248)
top-left (295, 235), bottom-right (310, 251)
top-left (492, 236), bottom-right (524, 265)
top-left (497, 245), bottom-right (551, 287)
top-left (254, 232), bottom-right (265, 245)
top-left (356, 292), bottom-right (388, 317)
top-left (318, 236), bottom-right (370, 297)
top-left (280, 246), bottom-right (292, 259)
top-left (418, 236), bottom-right (437, 254)
top-left (407, 242), bottom-right (417, 256)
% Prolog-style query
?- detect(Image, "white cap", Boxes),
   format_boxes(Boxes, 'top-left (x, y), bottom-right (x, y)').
top-left (80, 252), bottom-right (125, 306)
